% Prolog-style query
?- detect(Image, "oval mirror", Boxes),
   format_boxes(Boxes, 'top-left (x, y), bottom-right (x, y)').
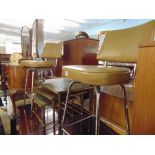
top-left (21, 26), bottom-right (31, 59)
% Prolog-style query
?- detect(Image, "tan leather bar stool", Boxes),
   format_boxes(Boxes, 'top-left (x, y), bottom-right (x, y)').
top-left (62, 21), bottom-right (155, 135)
top-left (21, 42), bottom-right (63, 134)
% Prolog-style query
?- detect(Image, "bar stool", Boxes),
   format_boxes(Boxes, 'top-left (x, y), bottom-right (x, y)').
top-left (62, 21), bottom-right (155, 135)
top-left (21, 42), bottom-right (63, 134)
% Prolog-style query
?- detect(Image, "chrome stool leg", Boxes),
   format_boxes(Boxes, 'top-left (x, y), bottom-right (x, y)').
top-left (95, 86), bottom-right (101, 135)
top-left (61, 82), bottom-right (75, 130)
top-left (23, 68), bottom-right (54, 134)
top-left (62, 81), bottom-right (97, 135)
top-left (61, 81), bottom-right (81, 133)
top-left (53, 100), bottom-right (56, 135)
top-left (23, 69), bottom-right (30, 107)
top-left (121, 85), bottom-right (130, 135)
top-left (23, 68), bottom-right (31, 134)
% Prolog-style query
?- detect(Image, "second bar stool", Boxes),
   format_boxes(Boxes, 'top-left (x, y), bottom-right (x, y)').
top-left (21, 42), bottom-right (63, 134)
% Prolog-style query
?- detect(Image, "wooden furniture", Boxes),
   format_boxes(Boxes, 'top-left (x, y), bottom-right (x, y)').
top-left (54, 38), bottom-right (99, 77)
top-left (99, 92), bottom-right (133, 134)
top-left (131, 41), bottom-right (155, 134)
top-left (2, 63), bottom-right (31, 90)
top-left (63, 38), bottom-right (99, 65)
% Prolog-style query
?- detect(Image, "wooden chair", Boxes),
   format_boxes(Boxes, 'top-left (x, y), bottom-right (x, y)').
top-left (62, 21), bottom-right (155, 135)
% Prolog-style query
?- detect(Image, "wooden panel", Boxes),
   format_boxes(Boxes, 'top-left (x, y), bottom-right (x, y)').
top-left (63, 39), bottom-right (83, 65)
top-left (55, 38), bottom-right (99, 76)
top-left (8, 66), bottom-right (27, 89)
top-left (139, 41), bottom-right (155, 48)
top-left (2, 64), bottom-right (31, 90)
top-left (82, 53), bottom-right (98, 65)
top-left (100, 93), bottom-right (133, 129)
top-left (131, 44), bottom-right (155, 134)
top-left (63, 38), bottom-right (99, 65)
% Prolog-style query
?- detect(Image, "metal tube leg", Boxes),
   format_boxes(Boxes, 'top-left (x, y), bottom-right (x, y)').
top-left (30, 71), bottom-right (35, 119)
top-left (80, 94), bottom-right (84, 133)
top-left (95, 86), bottom-right (101, 135)
top-left (24, 69), bottom-right (29, 107)
top-left (121, 85), bottom-right (130, 135)
top-left (43, 107), bottom-right (46, 135)
top-left (53, 100), bottom-right (56, 135)
top-left (57, 95), bottom-right (61, 134)
top-left (88, 88), bottom-right (94, 133)
top-left (61, 81), bottom-right (81, 133)
top-left (23, 69), bottom-right (30, 134)
top-left (61, 83), bottom-right (72, 129)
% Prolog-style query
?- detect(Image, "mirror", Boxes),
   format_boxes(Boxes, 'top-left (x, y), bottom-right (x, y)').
top-left (21, 26), bottom-right (31, 59)
top-left (32, 19), bottom-right (44, 59)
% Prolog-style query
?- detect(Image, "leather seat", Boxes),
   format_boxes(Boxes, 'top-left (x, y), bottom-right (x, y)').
top-left (62, 65), bottom-right (130, 86)
top-left (21, 60), bottom-right (53, 68)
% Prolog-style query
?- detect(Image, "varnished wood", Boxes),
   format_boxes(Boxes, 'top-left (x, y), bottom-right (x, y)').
top-left (63, 38), bottom-right (99, 65)
top-left (131, 43), bottom-right (155, 134)
top-left (2, 64), bottom-right (31, 90)
top-left (55, 38), bottom-right (99, 76)
top-left (55, 58), bottom-right (63, 77)
top-left (99, 93), bottom-right (133, 131)
top-left (139, 41), bottom-right (155, 48)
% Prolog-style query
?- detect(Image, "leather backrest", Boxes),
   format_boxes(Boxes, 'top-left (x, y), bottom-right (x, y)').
top-left (97, 20), bottom-right (155, 63)
top-left (42, 42), bottom-right (63, 59)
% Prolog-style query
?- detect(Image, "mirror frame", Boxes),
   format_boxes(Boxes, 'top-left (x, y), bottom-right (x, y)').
top-left (21, 26), bottom-right (32, 59)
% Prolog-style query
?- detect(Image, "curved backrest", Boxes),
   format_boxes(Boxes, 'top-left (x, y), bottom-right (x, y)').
top-left (42, 42), bottom-right (63, 59)
top-left (97, 20), bottom-right (155, 63)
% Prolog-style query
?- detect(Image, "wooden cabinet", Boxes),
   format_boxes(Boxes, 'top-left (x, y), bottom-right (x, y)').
top-left (63, 38), bottom-right (99, 65)
top-left (2, 63), bottom-right (31, 90)
top-left (131, 41), bottom-right (155, 134)
top-left (55, 38), bottom-right (99, 77)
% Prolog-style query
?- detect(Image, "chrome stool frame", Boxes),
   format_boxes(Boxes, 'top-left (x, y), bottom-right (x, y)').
top-left (62, 82), bottom-right (130, 135)
top-left (61, 81), bottom-right (95, 135)
top-left (23, 67), bottom-right (53, 134)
